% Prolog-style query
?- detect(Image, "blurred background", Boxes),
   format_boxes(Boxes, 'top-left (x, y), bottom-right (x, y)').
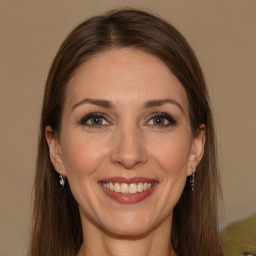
top-left (0, 0), bottom-right (255, 255)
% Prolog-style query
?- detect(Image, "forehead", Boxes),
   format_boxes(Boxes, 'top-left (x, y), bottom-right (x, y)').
top-left (64, 48), bottom-right (188, 112)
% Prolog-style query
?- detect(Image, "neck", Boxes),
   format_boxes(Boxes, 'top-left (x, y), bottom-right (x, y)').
top-left (78, 215), bottom-right (175, 256)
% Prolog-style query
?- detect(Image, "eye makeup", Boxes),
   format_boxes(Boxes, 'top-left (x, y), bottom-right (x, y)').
top-left (78, 112), bottom-right (110, 128)
top-left (77, 111), bottom-right (177, 129)
top-left (145, 112), bottom-right (177, 127)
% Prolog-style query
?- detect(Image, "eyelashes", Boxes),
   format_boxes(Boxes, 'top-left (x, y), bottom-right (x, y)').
top-left (146, 112), bottom-right (177, 127)
top-left (78, 112), bottom-right (177, 128)
top-left (78, 113), bottom-right (110, 127)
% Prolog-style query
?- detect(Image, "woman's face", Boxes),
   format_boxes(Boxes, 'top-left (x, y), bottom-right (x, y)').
top-left (47, 48), bottom-right (204, 237)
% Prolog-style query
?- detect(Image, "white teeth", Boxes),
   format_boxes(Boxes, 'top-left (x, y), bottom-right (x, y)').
top-left (129, 183), bottom-right (137, 194)
top-left (137, 183), bottom-right (144, 192)
top-left (120, 183), bottom-right (128, 193)
top-left (114, 183), bottom-right (121, 193)
top-left (109, 182), bottom-right (115, 191)
top-left (102, 182), bottom-right (154, 194)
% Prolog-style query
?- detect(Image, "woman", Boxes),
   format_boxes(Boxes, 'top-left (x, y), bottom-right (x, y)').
top-left (29, 9), bottom-right (223, 256)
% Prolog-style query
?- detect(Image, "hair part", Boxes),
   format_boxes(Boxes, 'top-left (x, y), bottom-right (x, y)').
top-left (29, 8), bottom-right (223, 256)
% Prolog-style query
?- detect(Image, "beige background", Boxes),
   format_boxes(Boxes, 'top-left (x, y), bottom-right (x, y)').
top-left (0, 0), bottom-right (255, 255)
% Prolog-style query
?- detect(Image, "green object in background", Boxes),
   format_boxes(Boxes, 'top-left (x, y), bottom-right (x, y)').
top-left (221, 214), bottom-right (256, 256)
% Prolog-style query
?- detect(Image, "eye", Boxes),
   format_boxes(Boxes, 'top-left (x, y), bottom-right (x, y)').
top-left (78, 113), bottom-right (110, 127)
top-left (146, 112), bottom-right (177, 127)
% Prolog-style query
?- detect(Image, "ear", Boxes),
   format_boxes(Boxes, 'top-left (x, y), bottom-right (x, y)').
top-left (187, 124), bottom-right (205, 176)
top-left (45, 126), bottom-right (67, 177)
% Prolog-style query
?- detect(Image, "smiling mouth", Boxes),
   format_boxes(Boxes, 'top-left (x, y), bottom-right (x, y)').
top-left (98, 177), bottom-right (157, 204)
top-left (101, 182), bottom-right (155, 194)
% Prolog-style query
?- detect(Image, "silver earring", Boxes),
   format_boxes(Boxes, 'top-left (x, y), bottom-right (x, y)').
top-left (59, 170), bottom-right (65, 189)
top-left (190, 166), bottom-right (196, 191)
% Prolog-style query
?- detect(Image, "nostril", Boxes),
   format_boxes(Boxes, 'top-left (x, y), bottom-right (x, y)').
top-left (110, 129), bottom-right (148, 168)
top-left (114, 158), bottom-right (142, 169)
top-left (111, 148), bottom-right (148, 169)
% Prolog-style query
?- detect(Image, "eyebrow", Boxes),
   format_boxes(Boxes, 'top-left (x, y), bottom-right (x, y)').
top-left (72, 98), bottom-right (184, 114)
top-left (144, 99), bottom-right (185, 114)
top-left (72, 98), bottom-right (114, 111)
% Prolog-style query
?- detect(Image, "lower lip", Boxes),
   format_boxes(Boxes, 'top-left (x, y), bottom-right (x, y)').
top-left (99, 184), bottom-right (157, 204)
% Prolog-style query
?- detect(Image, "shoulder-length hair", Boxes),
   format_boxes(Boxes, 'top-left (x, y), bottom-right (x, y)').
top-left (29, 8), bottom-right (222, 256)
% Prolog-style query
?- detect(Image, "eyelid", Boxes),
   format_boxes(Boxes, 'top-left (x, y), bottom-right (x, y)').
top-left (145, 112), bottom-right (177, 126)
top-left (78, 112), bottom-right (111, 126)
top-left (77, 111), bottom-right (177, 128)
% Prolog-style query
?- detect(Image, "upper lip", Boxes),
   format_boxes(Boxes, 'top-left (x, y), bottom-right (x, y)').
top-left (98, 176), bottom-right (158, 184)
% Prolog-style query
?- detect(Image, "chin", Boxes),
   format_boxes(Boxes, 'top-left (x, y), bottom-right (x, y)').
top-left (103, 222), bottom-right (154, 238)
top-left (98, 211), bottom-right (163, 238)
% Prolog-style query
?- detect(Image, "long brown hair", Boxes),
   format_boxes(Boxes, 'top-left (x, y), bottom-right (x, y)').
top-left (29, 8), bottom-right (222, 256)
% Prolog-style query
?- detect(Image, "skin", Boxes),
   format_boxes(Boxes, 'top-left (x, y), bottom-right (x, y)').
top-left (46, 48), bottom-right (205, 256)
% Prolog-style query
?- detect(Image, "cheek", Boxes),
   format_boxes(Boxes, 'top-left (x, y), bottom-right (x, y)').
top-left (61, 131), bottom-right (108, 177)
top-left (149, 132), bottom-right (192, 176)
top-left (144, 132), bottom-right (192, 218)
top-left (60, 132), bottom-right (110, 213)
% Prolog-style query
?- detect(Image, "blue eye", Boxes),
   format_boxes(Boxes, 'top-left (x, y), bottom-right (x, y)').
top-left (78, 112), bottom-right (176, 128)
top-left (79, 113), bottom-right (109, 127)
top-left (147, 113), bottom-right (177, 127)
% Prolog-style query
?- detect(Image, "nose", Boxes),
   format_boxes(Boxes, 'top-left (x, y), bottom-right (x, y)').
top-left (110, 125), bottom-right (148, 169)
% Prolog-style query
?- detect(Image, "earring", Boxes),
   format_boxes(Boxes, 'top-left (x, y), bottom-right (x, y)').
top-left (190, 166), bottom-right (196, 191)
top-left (59, 170), bottom-right (65, 189)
